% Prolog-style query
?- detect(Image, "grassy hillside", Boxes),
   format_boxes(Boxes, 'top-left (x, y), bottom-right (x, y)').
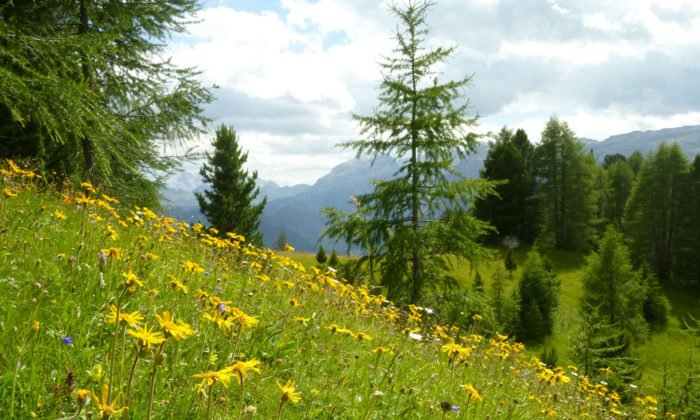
top-left (440, 246), bottom-right (700, 406)
top-left (0, 160), bottom-right (667, 418)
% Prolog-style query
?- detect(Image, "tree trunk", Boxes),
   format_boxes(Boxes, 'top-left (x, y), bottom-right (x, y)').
top-left (79, 0), bottom-right (95, 182)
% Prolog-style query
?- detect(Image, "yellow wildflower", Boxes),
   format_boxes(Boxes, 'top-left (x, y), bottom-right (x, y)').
top-left (101, 247), bottom-right (123, 260)
top-left (127, 324), bottom-right (165, 351)
top-left (357, 331), bottom-right (372, 341)
top-left (193, 368), bottom-right (234, 390)
top-left (121, 271), bottom-right (143, 288)
top-left (90, 384), bottom-right (127, 418)
top-left (155, 311), bottom-right (195, 341)
top-left (53, 209), bottom-right (67, 220)
top-left (278, 379), bottom-right (302, 404)
top-left (228, 359), bottom-right (262, 384)
top-left (105, 305), bottom-right (143, 327)
top-left (461, 383), bottom-right (482, 403)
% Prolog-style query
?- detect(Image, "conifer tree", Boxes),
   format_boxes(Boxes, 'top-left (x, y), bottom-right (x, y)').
top-left (0, 1), bottom-right (211, 206)
top-left (581, 226), bottom-right (648, 342)
top-left (275, 231), bottom-right (289, 251)
top-left (316, 246), bottom-right (328, 265)
top-left (474, 127), bottom-right (537, 243)
top-left (534, 116), bottom-right (598, 251)
top-left (196, 125), bottom-right (266, 244)
top-left (328, 249), bottom-right (340, 268)
top-left (624, 143), bottom-right (688, 281)
top-left (323, 0), bottom-right (495, 303)
top-left (516, 251), bottom-right (559, 342)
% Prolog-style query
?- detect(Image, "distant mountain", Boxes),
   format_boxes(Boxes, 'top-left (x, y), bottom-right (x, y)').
top-left (162, 125), bottom-right (700, 251)
top-left (586, 125), bottom-right (700, 160)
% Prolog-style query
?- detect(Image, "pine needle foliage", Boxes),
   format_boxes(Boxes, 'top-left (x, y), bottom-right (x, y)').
top-left (0, 0), bottom-right (212, 207)
top-left (196, 125), bottom-right (266, 245)
top-left (326, 0), bottom-right (495, 303)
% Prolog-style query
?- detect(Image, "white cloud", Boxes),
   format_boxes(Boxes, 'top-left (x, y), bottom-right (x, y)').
top-left (165, 0), bottom-right (700, 186)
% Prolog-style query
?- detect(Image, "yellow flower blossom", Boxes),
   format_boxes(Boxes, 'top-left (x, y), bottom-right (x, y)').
top-left (155, 311), bottom-right (195, 341)
top-left (357, 331), bottom-right (372, 341)
top-left (101, 247), bottom-right (123, 261)
top-left (193, 367), bottom-right (234, 390)
top-left (127, 324), bottom-right (165, 351)
top-left (90, 384), bottom-right (127, 419)
top-left (121, 271), bottom-right (143, 288)
top-left (105, 305), bottom-right (143, 327)
top-left (278, 379), bottom-right (302, 404)
top-left (461, 383), bottom-right (482, 403)
top-left (228, 359), bottom-right (262, 384)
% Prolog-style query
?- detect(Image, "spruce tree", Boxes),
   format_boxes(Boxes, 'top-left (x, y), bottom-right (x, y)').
top-left (516, 251), bottom-right (558, 342)
top-left (328, 249), bottom-right (340, 268)
top-left (275, 231), bottom-right (288, 251)
top-left (316, 246), bottom-right (328, 265)
top-left (323, 0), bottom-right (495, 303)
top-left (196, 125), bottom-right (266, 244)
top-left (474, 127), bottom-right (537, 243)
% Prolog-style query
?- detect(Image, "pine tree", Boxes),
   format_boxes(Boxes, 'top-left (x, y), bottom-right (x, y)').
top-left (474, 127), bottom-right (537, 243)
top-left (516, 251), bottom-right (559, 342)
top-left (323, 0), bottom-right (494, 303)
top-left (533, 116), bottom-right (598, 251)
top-left (573, 226), bottom-right (648, 389)
top-left (581, 226), bottom-right (648, 342)
top-left (0, 1), bottom-right (211, 207)
top-left (328, 249), bottom-right (340, 268)
top-left (602, 159), bottom-right (634, 228)
top-left (196, 125), bottom-right (266, 244)
top-left (315, 246), bottom-right (328, 265)
top-left (275, 231), bottom-right (288, 251)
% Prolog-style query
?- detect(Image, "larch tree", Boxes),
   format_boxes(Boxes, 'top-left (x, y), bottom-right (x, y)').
top-left (534, 116), bottom-right (597, 251)
top-left (196, 125), bottom-right (266, 245)
top-left (0, 0), bottom-right (211, 207)
top-left (623, 142), bottom-right (688, 282)
top-left (323, 0), bottom-right (495, 303)
top-left (574, 226), bottom-right (648, 388)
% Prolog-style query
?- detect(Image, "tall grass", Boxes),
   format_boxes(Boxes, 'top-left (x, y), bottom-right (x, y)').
top-left (0, 161), bottom-right (665, 418)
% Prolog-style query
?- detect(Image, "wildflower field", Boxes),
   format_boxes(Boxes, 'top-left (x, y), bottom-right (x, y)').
top-left (0, 161), bottom-right (663, 418)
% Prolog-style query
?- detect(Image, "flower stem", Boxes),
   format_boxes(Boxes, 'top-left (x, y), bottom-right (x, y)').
top-left (147, 342), bottom-right (165, 420)
top-left (125, 352), bottom-right (140, 409)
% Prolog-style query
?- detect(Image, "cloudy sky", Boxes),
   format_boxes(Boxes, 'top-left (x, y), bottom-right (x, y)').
top-left (168, 0), bottom-right (700, 186)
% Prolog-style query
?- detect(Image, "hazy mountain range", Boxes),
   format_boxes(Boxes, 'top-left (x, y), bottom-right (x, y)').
top-left (163, 125), bottom-right (700, 251)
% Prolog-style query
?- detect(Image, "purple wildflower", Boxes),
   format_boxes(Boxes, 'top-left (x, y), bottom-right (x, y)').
top-left (217, 303), bottom-right (227, 312)
top-left (61, 337), bottom-right (74, 346)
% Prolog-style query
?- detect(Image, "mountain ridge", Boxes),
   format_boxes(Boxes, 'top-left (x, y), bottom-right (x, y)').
top-left (162, 124), bottom-right (700, 251)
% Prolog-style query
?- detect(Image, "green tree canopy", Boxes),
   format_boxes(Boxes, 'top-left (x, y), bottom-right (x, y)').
top-left (0, 0), bottom-right (211, 206)
top-left (323, 0), bottom-right (495, 303)
top-left (196, 125), bottom-right (266, 244)
top-left (516, 251), bottom-right (558, 342)
top-left (474, 127), bottom-right (537, 243)
top-left (624, 142), bottom-right (688, 281)
top-left (534, 116), bottom-right (597, 251)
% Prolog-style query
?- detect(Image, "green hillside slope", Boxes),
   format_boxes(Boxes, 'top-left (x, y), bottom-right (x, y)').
top-left (0, 161), bottom-right (665, 418)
